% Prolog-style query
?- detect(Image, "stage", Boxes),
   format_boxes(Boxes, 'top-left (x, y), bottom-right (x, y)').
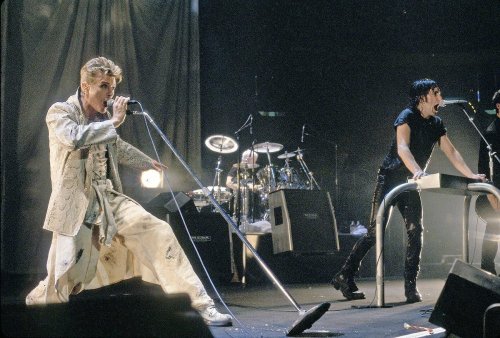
top-left (1, 273), bottom-right (451, 337)
top-left (208, 279), bottom-right (448, 337)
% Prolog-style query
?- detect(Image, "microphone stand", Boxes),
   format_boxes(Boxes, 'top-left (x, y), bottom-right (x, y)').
top-left (460, 105), bottom-right (500, 179)
top-left (301, 125), bottom-right (338, 191)
top-left (139, 111), bottom-right (330, 336)
top-left (234, 115), bottom-right (252, 228)
top-left (295, 147), bottom-right (321, 190)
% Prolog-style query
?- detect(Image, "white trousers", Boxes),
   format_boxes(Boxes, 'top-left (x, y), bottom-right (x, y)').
top-left (26, 190), bottom-right (213, 310)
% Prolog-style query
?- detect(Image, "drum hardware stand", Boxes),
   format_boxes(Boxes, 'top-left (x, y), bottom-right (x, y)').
top-left (234, 114), bottom-right (253, 229)
top-left (212, 151), bottom-right (241, 282)
top-left (127, 109), bottom-right (325, 335)
top-left (296, 148), bottom-right (321, 190)
top-left (210, 154), bottom-right (224, 206)
top-left (205, 134), bottom-right (241, 283)
top-left (260, 145), bottom-right (278, 193)
top-left (249, 142), bottom-right (260, 224)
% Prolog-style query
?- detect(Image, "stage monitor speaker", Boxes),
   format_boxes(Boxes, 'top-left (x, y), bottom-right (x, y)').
top-left (144, 193), bottom-right (232, 283)
top-left (269, 189), bottom-right (339, 254)
top-left (1, 293), bottom-right (213, 337)
top-left (429, 259), bottom-right (500, 338)
top-left (145, 192), bottom-right (198, 219)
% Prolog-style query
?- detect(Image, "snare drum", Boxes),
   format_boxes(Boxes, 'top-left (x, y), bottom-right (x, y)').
top-left (206, 186), bottom-right (232, 203)
top-left (190, 186), bottom-right (232, 211)
top-left (190, 188), bottom-right (209, 209)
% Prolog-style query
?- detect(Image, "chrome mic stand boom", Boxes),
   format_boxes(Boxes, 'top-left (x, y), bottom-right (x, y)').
top-left (138, 111), bottom-right (330, 336)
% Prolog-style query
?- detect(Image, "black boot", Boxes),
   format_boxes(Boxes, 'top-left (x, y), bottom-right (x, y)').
top-left (404, 278), bottom-right (422, 303)
top-left (331, 235), bottom-right (374, 300)
top-left (404, 224), bottom-right (423, 303)
top-left (331, 272), bottom-right (365, 300)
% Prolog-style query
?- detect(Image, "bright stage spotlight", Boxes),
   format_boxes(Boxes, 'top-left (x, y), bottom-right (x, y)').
top-left (141, 169), bottom-right (163, 188)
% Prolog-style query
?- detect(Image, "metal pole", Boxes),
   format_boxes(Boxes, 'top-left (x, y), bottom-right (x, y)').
top-left (462, 195), bottom-right (471, 263)
top-left (376, 182), bottom-right (417, 307)
top-left (141, 112), bottom-right (303, 312)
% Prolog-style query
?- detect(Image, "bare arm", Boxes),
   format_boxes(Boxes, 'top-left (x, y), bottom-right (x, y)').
top-left (439, 134), bottom-right (486, 180)
top-left (226, 175), bottom-right (237, 191)
top-left (396, 124), bottom-right (426, 179)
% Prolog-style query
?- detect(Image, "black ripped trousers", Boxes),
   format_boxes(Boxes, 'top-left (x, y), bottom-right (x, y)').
top-left (340, 170), bottom-right (423, 282)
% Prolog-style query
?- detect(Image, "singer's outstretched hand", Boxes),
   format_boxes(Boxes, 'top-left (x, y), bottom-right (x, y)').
top-left (152, 160), bottom-right (168, 171)
top-left (110, 96), bottom-right (129, 128)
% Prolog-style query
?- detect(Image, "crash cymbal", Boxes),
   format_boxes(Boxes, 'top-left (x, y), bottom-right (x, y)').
top-left (253, 142), bottom-right (283, 153)
top-left (204, 135), bottom-right (239, 154)
top-left (233, 162), bottom-right (260, 169)
top-left (277, 152), bottom-right (296, 159)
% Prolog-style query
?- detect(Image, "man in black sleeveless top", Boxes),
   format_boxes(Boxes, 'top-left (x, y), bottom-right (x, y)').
top-left (332, 79), bottom-right (486, 303)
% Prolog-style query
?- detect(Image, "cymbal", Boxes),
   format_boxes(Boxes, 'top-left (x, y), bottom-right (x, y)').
top-left (277, 152), bottom-right (296, 159)
top-left (204, 135), bottom-right (238, 154)
top-left (253, 142), bottom-right (283, 153)
top-left (233, 162), bottom-right (260, 169)
top-left (277, 148), bottom-right (306, 159)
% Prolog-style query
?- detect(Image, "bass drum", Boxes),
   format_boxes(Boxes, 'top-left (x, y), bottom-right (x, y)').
top-left (277, 167), bottom-right (307, 189)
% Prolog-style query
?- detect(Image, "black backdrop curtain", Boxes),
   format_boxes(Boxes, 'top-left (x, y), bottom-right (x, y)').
top-left (1, 0), bottom-right (201, 274)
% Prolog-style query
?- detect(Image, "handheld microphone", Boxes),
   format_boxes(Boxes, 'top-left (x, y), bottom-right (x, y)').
top-left (106, 99), bottom-right (142, 115)
top-left (250, 114), bottom-right (253, 135)
top-left (440, 99), bottom-right (468, 107)
top-left (301, 124), bottom-right (306, 143)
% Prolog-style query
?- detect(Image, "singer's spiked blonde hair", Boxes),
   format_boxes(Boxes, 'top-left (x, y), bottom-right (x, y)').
top-left (80, 57), bottom-right (122, 85)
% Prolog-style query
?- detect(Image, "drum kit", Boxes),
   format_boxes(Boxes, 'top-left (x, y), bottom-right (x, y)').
top-left (192, 135), bottom-right (320, 225)
top-left (189, 133), bottom-right (320, 283)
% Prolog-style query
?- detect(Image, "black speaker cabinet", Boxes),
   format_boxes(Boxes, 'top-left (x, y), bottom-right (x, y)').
top-left (1, 292), bottom-right (213, 337)
top-left (144, 193), bottom-right (232, 284)
top-left (429, 259), bottom-right (500, 338)
top-left (269, 189), bottom-right (339, 254)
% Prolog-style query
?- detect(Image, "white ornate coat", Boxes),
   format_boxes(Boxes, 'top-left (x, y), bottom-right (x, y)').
top-left (27, 91), bottom-right (165, 303)
top-left (43, 90), bottom-right (154, 236)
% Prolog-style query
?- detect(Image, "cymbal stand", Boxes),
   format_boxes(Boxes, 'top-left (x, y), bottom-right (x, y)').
top-left (249, 143), bottom-right (257, 224)
top-left (296, 148), bottom-right (321, 190)
top-left (239, 165), bottom-right (251, 228)
top-left (264, 149), bottom-right (277, 192)
top-left (210, 152), bottom-right (224, 207)
top-left (233, 114), bottom-right (252, 227)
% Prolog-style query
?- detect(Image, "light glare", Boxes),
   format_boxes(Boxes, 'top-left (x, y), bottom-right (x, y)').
top-left (141, 169), bottom-right (162, 188)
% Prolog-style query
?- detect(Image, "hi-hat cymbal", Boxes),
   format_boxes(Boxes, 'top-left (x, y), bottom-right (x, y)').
top-left (204, 135), bottom-right (238, 154)
top-left (233, 162), bottom-right (260, 169)
top-left (253, 142), bottom-right (283, 153)
top-left (277, 152), bottom-right (296, 159)
top-left (277, 148), bottom-right (306, 159)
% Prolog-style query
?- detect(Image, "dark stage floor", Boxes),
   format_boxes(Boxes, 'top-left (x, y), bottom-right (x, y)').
top-left (208, 279), bottom-right (448, 338)
top-left (0, 273), bottom-right (459, 338)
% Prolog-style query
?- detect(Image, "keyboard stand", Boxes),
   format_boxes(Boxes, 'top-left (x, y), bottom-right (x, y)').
top-left (375, 174), bottom-right (500, 307)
